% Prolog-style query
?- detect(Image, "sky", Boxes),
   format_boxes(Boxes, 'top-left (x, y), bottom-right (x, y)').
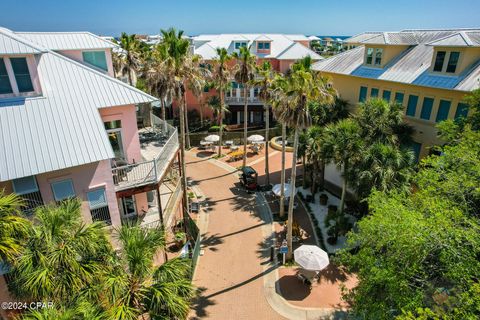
top-left (2, 0), bottom-right (479, 37)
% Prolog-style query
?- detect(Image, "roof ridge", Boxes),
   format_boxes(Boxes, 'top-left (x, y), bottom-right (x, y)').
top-left (0, 27), bottom-right (47, 53)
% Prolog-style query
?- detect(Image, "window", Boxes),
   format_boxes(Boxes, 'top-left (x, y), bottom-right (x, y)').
top-left (370, 88), bottom-right (379, 98)
top-left (10, 58), bottom-right (34, 92)
top-left (395, 92), bottom-right (405, 104)
top-left (88, 188), bottom-right (111, 224)
top-left (82, 51), bottom-right (108, 71)
top-left (366, 48), bottom-right (374, 65)
top-left (51, 179), bottom-right (75, 201)
top-left (436, 100), bottom-right (451, 122)
top-left (406, 95), bottom-right (418, 117)
top-left (374, 48), bottom-right (383, 66)
top-left (454, 103), bottom-right (469, 120)
top-left (382, 90), bottom-right (391, 102)
top-left (446, 52), bottom-right (460, 73)
top-left (234, 42), bottom-right (247, 49)
top-left (0, 58), bottom-right (13, 94)
top-left (433, 51), bottom-right (446, 72)
top-left (12, 176), bottom-right (38, 195)
top-left (258, 42), bottom-right (270, 50)
top-left (420, 97), bottom-right (434, 120)
top-left (104, 120), bottom-right (124, 160)
top-left (359, 86), bottom-right (368, 102)
top-left (104, 120), bottom-right (121, 130)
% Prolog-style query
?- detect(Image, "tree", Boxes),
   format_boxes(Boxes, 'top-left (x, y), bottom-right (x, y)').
top-left (275, 58), bottom-right (335, 259)
top-left (0, 191), bottom-right (29, 264)
top-left (232, 46), bottom-right (256, 167)
top-left (101, 225), bottom-right (194, 320)
top-left (114, 33), bottom-right (144, 86)
top-left (211, 48), bottom-right (232, 156)
top-left (11, 199), bottom-right (111, 302)
top-left (338, 127), bottom-right (480, 319)
top-left (252, 61), bottom-right (276, 185)
top-left (322, 119), bottom-right (362, 215)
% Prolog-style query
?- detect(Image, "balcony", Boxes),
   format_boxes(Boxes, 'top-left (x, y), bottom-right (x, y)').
top-left (225, 95), bottom-right (262, 105)
top-left (112, 115), bottom-right (179, 191)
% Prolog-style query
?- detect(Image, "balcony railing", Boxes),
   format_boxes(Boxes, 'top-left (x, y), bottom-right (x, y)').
top-left (112, 115), bottom-right (179, 191)
top-left (19, 190), bottom-right (44, 215)
top-left (225, 95), bottom-right (262, 104)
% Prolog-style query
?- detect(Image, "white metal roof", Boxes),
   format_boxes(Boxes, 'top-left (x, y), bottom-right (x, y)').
top-left (0, 27), bottom-right (46, 54)
top-left (15, 31), bottom-right (117, 50)
top-left (0, 29), bottom-right (157, 182)
top-left (313, 29), bottom-right (480, 92)
top-left (193, 33), bottom-right (322, 61)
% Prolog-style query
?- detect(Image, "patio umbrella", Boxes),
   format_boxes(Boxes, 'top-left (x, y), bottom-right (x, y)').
top-left (294, 245), bottom-right (329, 271)
top-left (247, 134), bottom-right (264, 143)
top-left (272, 183), bottom-right (291, 197)
top-left (204, 135), bottom-right (220, 142)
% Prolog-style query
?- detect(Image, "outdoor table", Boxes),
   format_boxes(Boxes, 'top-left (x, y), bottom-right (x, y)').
top-left (225, 140), bottom-right (234, 147)
top-left (230, 145), bottom-right (239, 151)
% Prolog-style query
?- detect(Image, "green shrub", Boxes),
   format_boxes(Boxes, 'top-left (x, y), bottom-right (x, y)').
top-left (208, 125), bottom-right (226, 132)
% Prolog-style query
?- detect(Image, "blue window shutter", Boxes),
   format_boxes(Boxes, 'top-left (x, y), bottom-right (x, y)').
top-left (454, 103), bottom-right (469, 120)
top-left (406, 95), bottom-right (418, 117)
top-left (420, 97), bottom-right (434, 120)
top-left (370, 88), bottom-right (379, 98)
top-left (411, 142), bottom-right (422, 163)
top-left (382, 90), bottom-right (391, 102)
top-left (359, 86), bottom-right (368, 102)
top-left (436, 100), bottom-right (451, 122)
top-left (10, 57), bottom-right (34, 92)
top-left (0, 58), bottom-right (13, 94)
top-left (395, 92), bottom-right (404, 104)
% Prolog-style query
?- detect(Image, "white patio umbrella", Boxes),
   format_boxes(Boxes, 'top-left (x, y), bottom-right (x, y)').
top-left (272, 183), bottom-right (291, 197)
top-left (247, 134), bottom-right (264, 143)
top-left (294, 245), bottom-right (330, 271)
top-left (204, 134), bottom-right (220, 143)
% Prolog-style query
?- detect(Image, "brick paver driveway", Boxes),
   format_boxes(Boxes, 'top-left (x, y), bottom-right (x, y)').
top-left (187, 151), bottom-right (284, 320)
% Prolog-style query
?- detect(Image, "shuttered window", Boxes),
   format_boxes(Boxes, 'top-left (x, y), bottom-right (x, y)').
top-left (359, 86), bottom-right (368, 102)
top-left (406, 95), bottom-right (418, 117)
top-left (0, 58), bottom-right (13, 94)
top-left (436, 100), bottom-right (451, 123)
top-left (420, 97), bottom-right (434, 120)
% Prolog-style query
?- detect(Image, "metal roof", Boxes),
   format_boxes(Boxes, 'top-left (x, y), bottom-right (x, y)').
top-left (0, 29), bottom-right (157, 182)
top-left (427, 32), bottom-right (480, 47)
top-left (193, 33), bottom-right (322, 60)
top-left (0, 27), bottom-right (45, 54)
top-left (15, 31), bottom-right (117, 50)
top-left (314, 29), bottom-right (480, 92)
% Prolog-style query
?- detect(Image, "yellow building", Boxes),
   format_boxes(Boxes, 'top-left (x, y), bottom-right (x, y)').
top-left (313, 29), bottom-right (480, 160)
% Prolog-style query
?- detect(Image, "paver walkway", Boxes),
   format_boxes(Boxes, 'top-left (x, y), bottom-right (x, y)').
top-left (187, 152), bottom-right (285, 320)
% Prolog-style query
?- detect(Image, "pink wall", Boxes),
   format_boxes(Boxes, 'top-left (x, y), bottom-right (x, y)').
top-left (58, 49), bottom-right (114, 77)
top-left (99, 104), bottom-right (142, 164)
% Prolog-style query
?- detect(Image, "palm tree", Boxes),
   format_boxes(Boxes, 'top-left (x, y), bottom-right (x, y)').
top-left (322, 119), bottom-right (362, 215)
top-left (11, 199), bottom-right (111, 302)
top-left (101, 225), bottom-right (194, 320)
top-left (276, 61), bottom-right (335, 260)
top-left (211, 48), bottom-right (232, 156)
top-left (207, 95), bottom-right (229, 146)
top-left (232, 46), bottom-right (256, 167)
top-left (115, 33), bottom-right (144, 86)
top-left (0, 191), bottom-right (29, 264)
top-left (159, 28), bottom-right (208, 215)
top-left (252, 61), bottom-right (276, 185)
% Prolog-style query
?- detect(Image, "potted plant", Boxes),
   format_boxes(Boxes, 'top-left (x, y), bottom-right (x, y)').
top-left (319, 193), bottom-right (328, 205)
top-left (174, 231), bottom-right (186, 248)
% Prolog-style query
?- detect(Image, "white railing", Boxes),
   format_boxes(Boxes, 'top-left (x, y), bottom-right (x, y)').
top-left (112, 115), bottom-right (179, 191)
top-left (225, 95), bottom-right (261, 104)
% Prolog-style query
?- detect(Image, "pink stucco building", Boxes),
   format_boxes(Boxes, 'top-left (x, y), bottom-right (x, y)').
top-left (0, 27), bottom-right (184, 317)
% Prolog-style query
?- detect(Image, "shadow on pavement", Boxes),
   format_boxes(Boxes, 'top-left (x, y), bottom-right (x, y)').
top-left (190, 286), bottom-right (216, 319)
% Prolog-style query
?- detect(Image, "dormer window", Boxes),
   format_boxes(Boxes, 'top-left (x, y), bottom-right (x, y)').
top-left (257, 42), bottom-right (271, 50)
top-left (0, 58), bottom-right (13, 94)
top-left (365, 47), bottom-right (383, 67)
top-left (82, 51), bottom-right (108, 71)
top-left (432, 50), bottom-right (460, 74)
top-left (0, 56), bottom-right (35, 96)
top-left (234, 42), bottom-right (247, 50)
